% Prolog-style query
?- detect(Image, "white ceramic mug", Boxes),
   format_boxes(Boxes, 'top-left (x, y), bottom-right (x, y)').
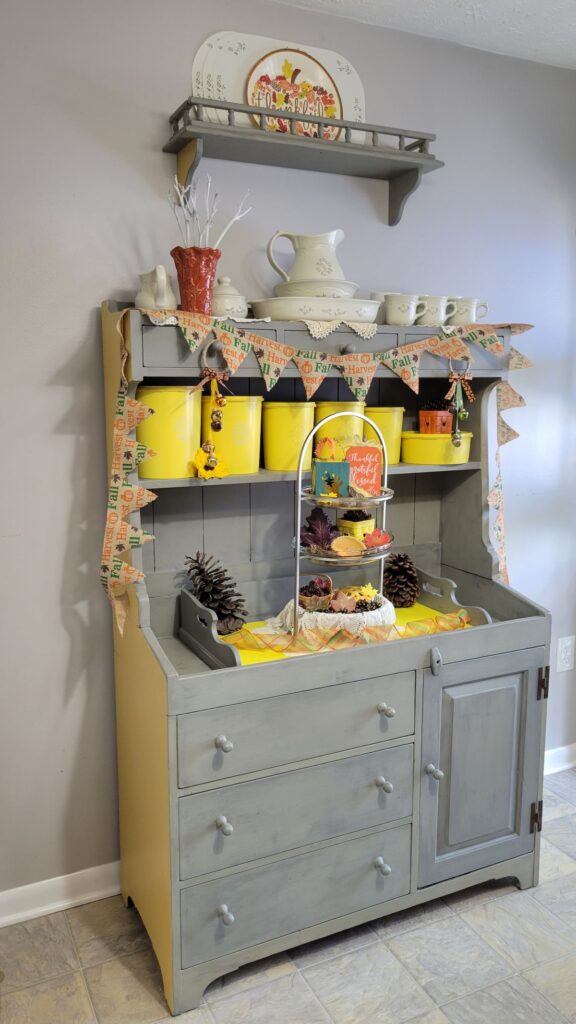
top-left (378, 293), bottom-right (428, 326)
top-left (446, 297), bottom-right (489, 325)
top-left (415, 296), bottom-right (457, 326)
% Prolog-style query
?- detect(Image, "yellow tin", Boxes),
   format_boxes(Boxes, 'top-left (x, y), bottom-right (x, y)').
top-left (401, 431), bottom-right (473, 465)
top-left (262, 402), bottom-right (316, 471)
top-left (201, 395), bottom-right (263, 475)
top-left (136, 386), bottom-right (201, 479)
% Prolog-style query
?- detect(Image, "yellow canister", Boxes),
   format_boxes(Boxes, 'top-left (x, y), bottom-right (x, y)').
top-left (201, 395), bottom-right (263, 475)
top-left (262, 402), bottom-right (316, 472)
top-left (314, 401), bottom-right (365, 447)
top-left (401, 431), bottom-right (473, 465)
top-left (363, 407), bottom-right (405, 465)
top-left (136, 386), bottom-right (201, 479)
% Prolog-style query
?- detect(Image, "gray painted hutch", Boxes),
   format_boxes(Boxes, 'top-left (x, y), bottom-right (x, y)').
top-left (102, 303), bottom-right (550, 1015)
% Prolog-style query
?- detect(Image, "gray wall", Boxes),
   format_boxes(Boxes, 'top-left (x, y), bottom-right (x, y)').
top-left (1, 0), bottom-right (575, 892)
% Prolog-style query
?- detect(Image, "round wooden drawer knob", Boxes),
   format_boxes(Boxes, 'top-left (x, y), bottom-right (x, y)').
top-left (375, 776), bottom-right (394, 793)
top-left (217, 903), bottom-right (235, 926)
top-left (216, 815), bottom-right (234, 836)
top-left (215, 735), bottom-right (234, 753)
top-left (425, 763), bottom-right (444, 781)
top-left (377, 702), bottom-right (396, 718)
top-left (374, 857), bottom-right (392, 876)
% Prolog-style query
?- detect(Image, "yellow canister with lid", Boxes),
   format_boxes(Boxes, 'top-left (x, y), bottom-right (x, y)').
top-left (262, 402), bottom-right (316, 471)
top-left (136, 386), bottom-right (201, 479)
top-left (314, 401), bottom-right (365, 447)
top-left (201, 395), bottom-right (263, 475)
top-left (363, 407), bottom-right (405, 465)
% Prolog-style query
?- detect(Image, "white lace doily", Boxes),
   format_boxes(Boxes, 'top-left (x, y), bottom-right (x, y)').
top-left (265, 597), bottom-right (396, 637)
top-left (302, 320), bottom-right (379, 340)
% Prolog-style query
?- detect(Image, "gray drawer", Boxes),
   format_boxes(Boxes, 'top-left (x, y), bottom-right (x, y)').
top-left (181, 823), bottom-right (411, 967)
top-left (179, 744), bottom-right (413, 879)
top-left (177, 671), bottom-right (415, 787)
top-left (142, 325), bottom-right (276, 370)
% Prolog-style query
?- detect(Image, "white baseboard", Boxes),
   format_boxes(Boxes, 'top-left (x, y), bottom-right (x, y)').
top-left (544, 743), bottom-right (576, 776)
top-left (0, 861), bottom-right (120, 929)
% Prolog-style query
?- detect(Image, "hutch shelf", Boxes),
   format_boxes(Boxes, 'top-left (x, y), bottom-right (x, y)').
top-left (162, 97), bottom-right (444, 225)
top-left (102, 302), bottom-right (550, 1015)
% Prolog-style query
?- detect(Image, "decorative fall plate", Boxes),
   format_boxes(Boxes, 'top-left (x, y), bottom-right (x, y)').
top-left (246, 48), bottom-right (343, 139)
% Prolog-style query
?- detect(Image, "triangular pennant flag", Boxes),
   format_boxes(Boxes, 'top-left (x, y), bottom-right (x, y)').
top-left (111, 435), bottom-right (156, 477)
top-left (335, 351), bottom-right (380, 401)
top-left (115, 390), bottom-right (155, 432)
top-left (102, 512), bottom-right (154, 564)
top-left (493, 322), bottom-right (534, 335)
top-left (213, 323), bottom-right (252, 374)
top-left (378, 343), bottom-right (425, 393)
top-left (442, 323), bottom-right (504, 355)
top-left (250, 334), bottom-right (296, 390)
top-left (293, 349), bottom-right (335, 399)
top-left (509, 346), bottom-right (533, 370)
top-left (497, 380), bottom-right (526, 412)
top-left (100, 554), bottom-right (146, 591)
top-left (424, 334), bottom-right (471, 361)
top-left (497, 413), bottom-right (520, 446)
top-left (107, 481), bottom-right (157, 517)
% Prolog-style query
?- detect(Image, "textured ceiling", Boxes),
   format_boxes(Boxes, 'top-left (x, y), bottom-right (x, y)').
top-left (267, 0), bottom-right (576, 69)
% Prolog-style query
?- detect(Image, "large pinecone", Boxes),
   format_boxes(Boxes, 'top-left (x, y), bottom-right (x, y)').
top-left (383, 553), bottom-right (420, 608)
top-left (184, 552), bottom-right (247, 635)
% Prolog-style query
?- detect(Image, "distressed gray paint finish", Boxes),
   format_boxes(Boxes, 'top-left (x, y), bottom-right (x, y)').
top-left (418, 648), bottom-right (545, 886)
top-left (180, 824), bottom-right (411, 968)
top-left (178, 744), bottom-right (413, 879)
top-left (177, 671), bottom-right (415, 787)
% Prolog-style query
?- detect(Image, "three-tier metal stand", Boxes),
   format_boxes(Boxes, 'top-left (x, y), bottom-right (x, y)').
top-left (294, 412), bottom-right (394, 635)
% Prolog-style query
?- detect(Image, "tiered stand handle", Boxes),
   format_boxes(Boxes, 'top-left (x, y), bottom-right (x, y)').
top-left (294, 412), bottom-right (391, 636)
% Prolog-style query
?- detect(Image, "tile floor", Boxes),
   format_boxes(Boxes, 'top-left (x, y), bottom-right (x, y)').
top-left (2, 768), bottom-right (576, 1024)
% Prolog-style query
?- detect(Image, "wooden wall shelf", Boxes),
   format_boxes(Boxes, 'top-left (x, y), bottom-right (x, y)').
top-left (163, 97), bottom-right (444, 226)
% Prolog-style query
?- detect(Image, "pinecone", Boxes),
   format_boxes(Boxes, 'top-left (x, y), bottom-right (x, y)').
top-left (184, 552), bottom-right (247, 635)
top-left (383, 553), bottom-right (420, 608)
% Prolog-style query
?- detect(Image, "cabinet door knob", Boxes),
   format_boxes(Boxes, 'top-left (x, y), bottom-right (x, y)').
top-left (215, 735), bottom-right (234, 753)
top-left (425, 763), bottom-right (444, 781)
top-left (375, 776), bottom-right (394, 793)
top-left (374, 856), bottom-right (392, 876)
top-left (339, 343), bottom-right (357, 355)
top-left (377, 702), bottom-right (396, 718)
top-left (217, 903), bottom-right (235, 926)
top-left (215, 815), bottom-right (234, 836)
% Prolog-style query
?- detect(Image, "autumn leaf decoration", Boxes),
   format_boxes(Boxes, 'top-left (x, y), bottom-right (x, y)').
top-left (300, 508), bottom-right (340, 550)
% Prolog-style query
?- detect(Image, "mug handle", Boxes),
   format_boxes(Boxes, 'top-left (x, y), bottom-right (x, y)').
top-left (415, 301), bottom-right (428, 318)
top-left (444, 301), bottom-right (457, 322)
top-left (476, 303), bottom-right (488, 319)
top-left (266, 231), bottom-right (291, 282)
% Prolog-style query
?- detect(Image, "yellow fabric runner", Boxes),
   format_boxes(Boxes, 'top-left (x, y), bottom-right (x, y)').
top-left (222, 603), bottom-right (470, 664)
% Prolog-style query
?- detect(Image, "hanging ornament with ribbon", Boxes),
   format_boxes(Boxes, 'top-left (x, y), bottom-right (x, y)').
top-left (444, 359), bottom-right (475, 447)
top-left (190, 366), bottom-right (232, 478)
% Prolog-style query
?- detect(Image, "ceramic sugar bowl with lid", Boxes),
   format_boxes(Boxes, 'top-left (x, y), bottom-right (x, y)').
top-left (211, 276), bottom-right (248, 319)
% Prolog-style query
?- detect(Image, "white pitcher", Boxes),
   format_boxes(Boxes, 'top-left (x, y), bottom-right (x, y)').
top-left (266, 230), bottom-right (346, 284)
top-left (135, 265), bottom-right (177, 310)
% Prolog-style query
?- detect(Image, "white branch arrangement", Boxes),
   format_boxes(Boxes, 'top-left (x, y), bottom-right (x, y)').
top-left (169, 175), bottom-right (252, 249)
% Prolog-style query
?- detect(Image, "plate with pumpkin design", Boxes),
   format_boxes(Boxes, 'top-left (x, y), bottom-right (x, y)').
top-left (246, 48), bottom-right (342, 139)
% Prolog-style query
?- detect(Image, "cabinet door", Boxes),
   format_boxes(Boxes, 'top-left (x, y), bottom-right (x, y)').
top-left (418, 648), bottom-right (545, 886)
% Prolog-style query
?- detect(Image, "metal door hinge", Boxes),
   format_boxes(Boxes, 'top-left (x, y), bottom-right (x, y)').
top-left (530, 800), bottom-right (543, 833)
top-left (537, 666), bottom-right (550, 700)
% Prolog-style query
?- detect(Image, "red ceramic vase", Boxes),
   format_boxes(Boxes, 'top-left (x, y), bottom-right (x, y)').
top-left (170, 245), bottom-right (221, 314)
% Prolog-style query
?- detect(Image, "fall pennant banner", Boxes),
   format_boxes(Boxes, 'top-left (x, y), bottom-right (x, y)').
top-left (101, 374), bottom-right (158, 634)
top-left (147, 311), bottom-right (533, 400)
top-left (509, 346), bottom-right (534, 370)
top-left (251, 335), bottom-right (298, 390)
top-left (334, 351), bottom-right (381, 401)
top-left (379, 344), bottom-right (423, 393)
top-left (487, 449), bottom-right (509, 584)
top-left (292, 350), bottom-right (337, 400)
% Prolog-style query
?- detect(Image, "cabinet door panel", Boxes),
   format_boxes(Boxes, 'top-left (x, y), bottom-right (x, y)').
top-left (418, 648), bottom-right (544, 886)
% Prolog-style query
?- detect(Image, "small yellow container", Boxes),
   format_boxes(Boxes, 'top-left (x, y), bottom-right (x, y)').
top-left (314, 401), bottom-right (365, 447)
top-left (337, 517), bottom-right (376, 539)
top-left (136, 386), bottom-right (201, 479)
top-left (201, 395), bottom-right (263, 475)
top-left (363, 407), bottom-right (404, 465)
top-left (262, 402), bottom-right (316, 471)
top-left (401, 431), bottom-right (473, 465)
